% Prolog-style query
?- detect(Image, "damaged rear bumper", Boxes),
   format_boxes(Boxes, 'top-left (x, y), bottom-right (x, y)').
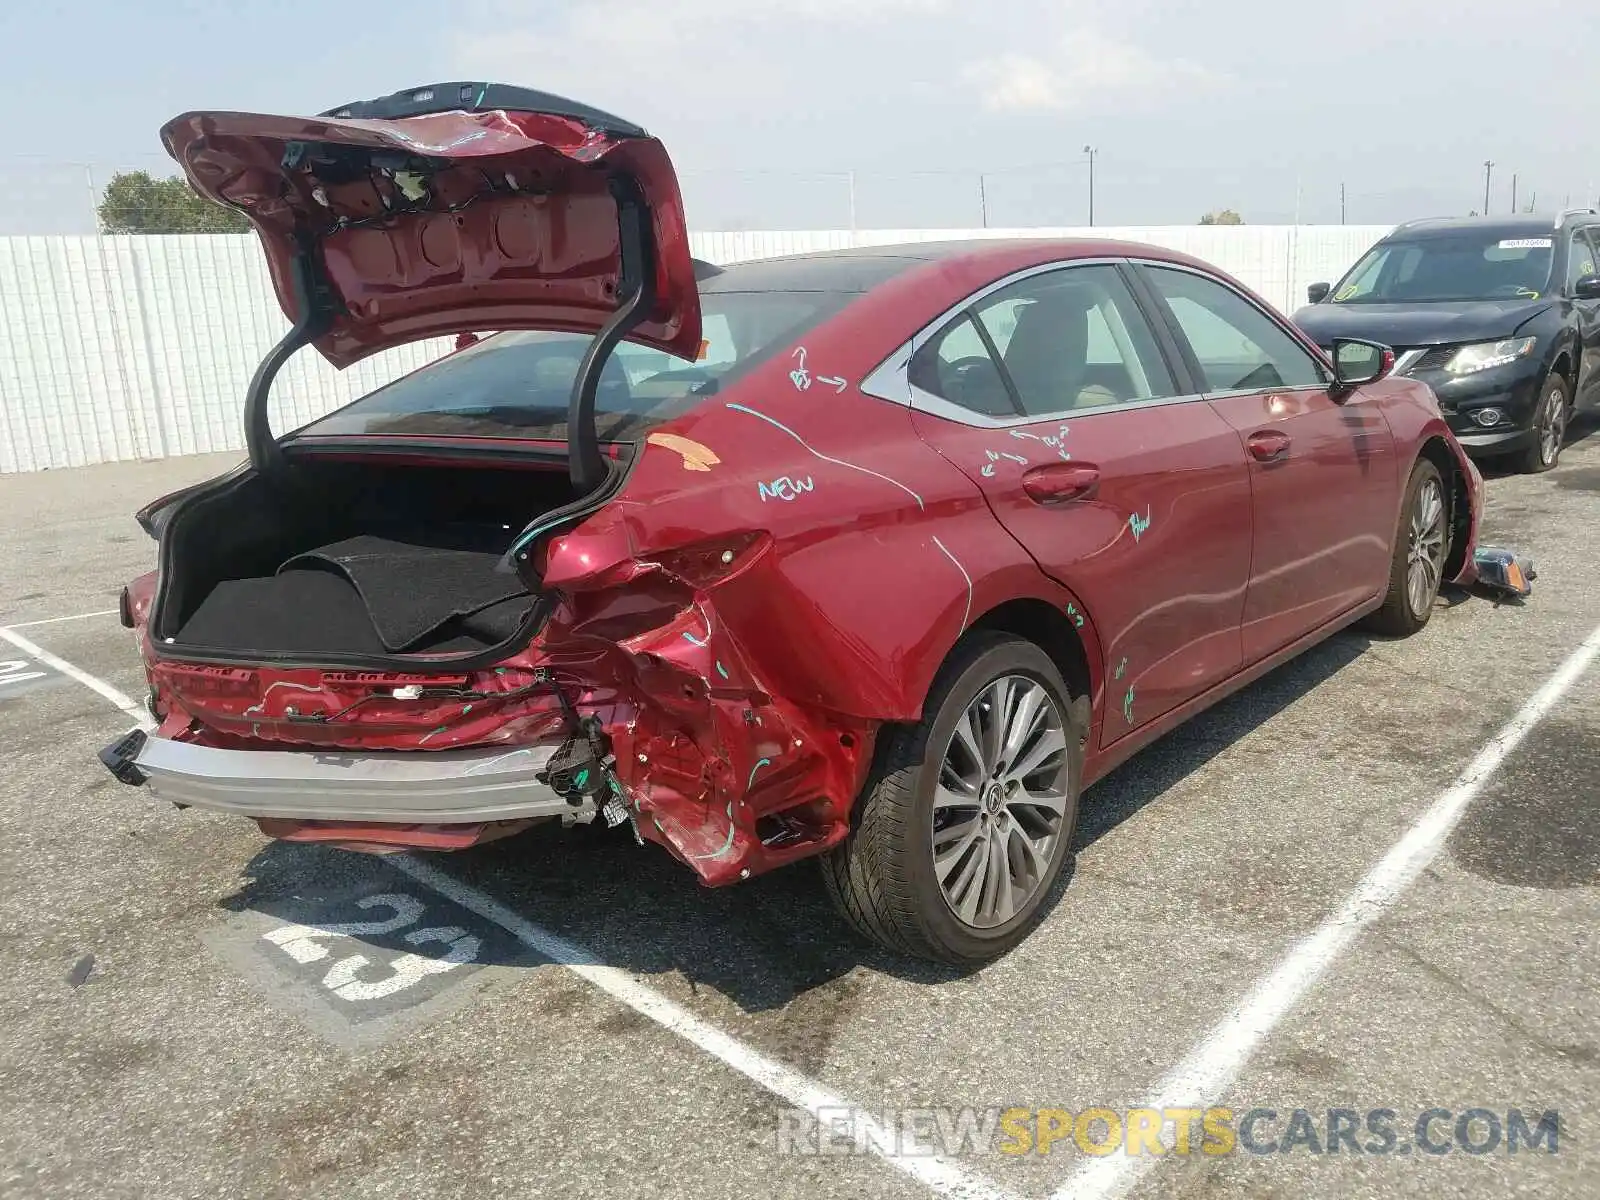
top-left (98, 728), bottom-right (590, 825)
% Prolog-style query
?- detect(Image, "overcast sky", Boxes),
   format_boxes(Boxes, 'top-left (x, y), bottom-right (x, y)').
top-left (3, 0), bottom-right (1596, 234)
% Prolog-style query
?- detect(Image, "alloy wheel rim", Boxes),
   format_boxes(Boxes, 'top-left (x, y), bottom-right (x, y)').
top-left (1406, 478), bottom-right (1446, 618)
top-left (931, 674), bottom-right (1070, 930)
top-left (1540, 389), bottom-right (1566, 465)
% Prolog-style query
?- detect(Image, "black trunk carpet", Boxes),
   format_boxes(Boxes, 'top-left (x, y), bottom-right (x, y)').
top-left (174, 530), bottom-right (534, 657)
top-left (280, 533), bottom-right (526, 652)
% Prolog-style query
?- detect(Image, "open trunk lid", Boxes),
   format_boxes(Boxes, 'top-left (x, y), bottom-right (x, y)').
top-left (161, 82), bottom-right (701, 368)
top-left (162, 82), bottom-right (700, 493)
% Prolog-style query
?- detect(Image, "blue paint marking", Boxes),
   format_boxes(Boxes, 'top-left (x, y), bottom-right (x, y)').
top-left (716, 661), bottom-right (730, 680)
top-left (507, 514), bottom-right (570, 557)
top-left (681, 608), bottom-right (713, 647)
top-left (747, 758), bottom-right (773, 790)
top-left (1123, 687), bottom-right (1136, 722)
top-left (725, 403), bottom-right (925, 510)
top-left (757, 475), bottom-right (816, 502)
top-left (1129, 507), bottom-right (1152, 542)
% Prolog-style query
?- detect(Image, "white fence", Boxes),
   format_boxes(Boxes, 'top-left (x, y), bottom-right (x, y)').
top-left (0, 225), bottom-right (1390, 473)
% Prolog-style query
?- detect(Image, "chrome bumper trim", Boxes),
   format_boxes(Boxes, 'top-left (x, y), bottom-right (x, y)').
top-left (130, 734), bottom-right (582, 823)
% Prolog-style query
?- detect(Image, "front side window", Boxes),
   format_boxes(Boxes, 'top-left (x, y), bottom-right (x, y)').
top-left (297, 290), bottom-right (851, 441)
top-left (909, 264), bottom-right (1176, 418)
top-left (1331, 234), bottom-right (1555, 304)
top-left (1143, 266), bottom-right (1329, 392)
top-left (1565, 232), bottom-right (1599, 294)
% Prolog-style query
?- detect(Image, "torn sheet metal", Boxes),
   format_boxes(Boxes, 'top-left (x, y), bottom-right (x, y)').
top-left (139, 531), bottom-right (876, 886)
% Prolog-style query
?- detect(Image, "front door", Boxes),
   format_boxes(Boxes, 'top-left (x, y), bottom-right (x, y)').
top-left (903, 262), bottom-right (1254, 746)
top-left (1133, 262), bottom-right (1399, 663)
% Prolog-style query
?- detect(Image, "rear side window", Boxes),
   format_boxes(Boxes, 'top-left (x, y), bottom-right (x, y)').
top-left (909, 264), bottom-right (1177, 418)
top-left (297, 290), bottom-right (852, 441)
top-left (908, 313), bottom-right (1018, 416)
top-left (1142, 266), bottom-right (1328, 392)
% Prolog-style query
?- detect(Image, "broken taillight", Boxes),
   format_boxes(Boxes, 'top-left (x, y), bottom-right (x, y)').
top-left (647, 532), bottom-right (772, 589)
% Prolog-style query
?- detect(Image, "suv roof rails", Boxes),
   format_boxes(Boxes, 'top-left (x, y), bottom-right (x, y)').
top-left (1554, 207), bottom-right (1599, 228)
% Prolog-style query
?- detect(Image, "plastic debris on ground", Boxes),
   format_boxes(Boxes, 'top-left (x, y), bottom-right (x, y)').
top-left (1473, 546), bottom-right (1536, 599)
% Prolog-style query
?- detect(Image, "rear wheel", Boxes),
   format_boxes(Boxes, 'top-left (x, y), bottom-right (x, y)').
top-left (1513, 374), bottom-right (1568, 474)
top-left (1362, 458), bottom-right (1447, 637)
top-left (821, 633), bottom-right (1084, 964)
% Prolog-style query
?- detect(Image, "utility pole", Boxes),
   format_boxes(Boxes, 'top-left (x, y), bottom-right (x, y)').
top-left (846, 171), bottom-right (857, 245)
top-left (1510, 173), bottom-right (1517, 213)
top-left (1083, 145), bottom-right (1097, 226)
top-left (1340, 182), bottom-right (1346, 225)
top-left (1483, 160), bottom-right (1494, 215)
top-left (978, 174), bottom-right (989, 229)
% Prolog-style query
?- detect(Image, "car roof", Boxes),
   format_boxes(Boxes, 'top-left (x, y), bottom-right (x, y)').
top-left (700, 238), bottom-right (1208, 294)
top-left (1383, 213), bottom-right (1595, 241)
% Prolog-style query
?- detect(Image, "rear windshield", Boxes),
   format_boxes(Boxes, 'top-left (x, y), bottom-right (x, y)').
top-left (297, 290), bottom-right (852, 441)
top-left (1330, 234), bottom-right (1554, 303)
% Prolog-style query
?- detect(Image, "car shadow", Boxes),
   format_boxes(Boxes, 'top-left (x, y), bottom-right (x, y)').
top-left (1565, 407), bottom-right (1600, 449)
top-left (1073, 630), bottom-right (1370, 848)
top-left (222, 629), bottom-right (1373, 1018)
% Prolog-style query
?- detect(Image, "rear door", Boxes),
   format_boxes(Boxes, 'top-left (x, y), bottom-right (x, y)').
top-left (1131, 262), bottom-right (1398, 664)
top-left (1567, 229), bottom-right (1600, 408)
top-left (900, 261), bottom-right (1254, 745)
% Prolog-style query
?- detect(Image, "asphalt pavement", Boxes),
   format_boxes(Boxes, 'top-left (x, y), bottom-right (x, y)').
top-left (1, 420), bottom-right (1597, 1200)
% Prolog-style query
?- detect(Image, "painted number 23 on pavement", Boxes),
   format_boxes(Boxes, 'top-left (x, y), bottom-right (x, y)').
top-left (261, 893), bottom-right (482, 1001)
top-left (0, 659), bottom-right (47, 689)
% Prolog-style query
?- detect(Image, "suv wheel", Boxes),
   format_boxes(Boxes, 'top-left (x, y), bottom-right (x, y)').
top-left (821, 632), bottom-right (1085, 964)
top-left (1515, 374), bottom-right (1569, 474)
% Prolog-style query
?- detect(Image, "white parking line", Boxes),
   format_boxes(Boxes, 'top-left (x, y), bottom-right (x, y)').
top-left (0, 626), bottom-right (153, 728)
top-left (2, 609), bottom-right (119, 629)
top-left (1050, 619), bottom-right (1600, 1200)
top-left (26, 638), bottom-right (1018, 1200)
top-left (393, 856), bottom-right (1018, 1200)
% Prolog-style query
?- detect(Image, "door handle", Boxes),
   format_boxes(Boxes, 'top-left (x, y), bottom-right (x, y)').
top-left (1247, 430), bottom-right (1291, 463)
top-left (1021, 463), bottom-right (1100, 505)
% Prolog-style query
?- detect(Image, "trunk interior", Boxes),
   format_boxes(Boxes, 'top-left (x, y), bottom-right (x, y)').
top-left (153, 454), bottom-right (584, 661)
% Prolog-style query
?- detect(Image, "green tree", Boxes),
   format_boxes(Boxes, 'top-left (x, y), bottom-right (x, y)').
top-left (1199, 209), bottom-right (1244, 225)
top-left (97, 170), bottom-right (250, 234)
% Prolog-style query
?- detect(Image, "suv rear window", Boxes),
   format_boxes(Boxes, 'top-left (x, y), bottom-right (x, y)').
top-left (1330, 234), bottom-right (1554, 303)
top-left (296, 290), bottom-right (851, 441)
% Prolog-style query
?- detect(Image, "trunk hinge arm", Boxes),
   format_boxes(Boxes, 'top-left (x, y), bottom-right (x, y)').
top-left (244, 242), bottom-right (339, 476)
top-left (568, 174), bottom-right (656, 495)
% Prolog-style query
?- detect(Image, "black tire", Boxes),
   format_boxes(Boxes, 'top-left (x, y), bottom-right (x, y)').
top-left (820, 632), bottom-right (1085, 964)
top-left (1362, 457), bottom-right (1448, 637)
top-left (1513, 374), bottom-right (1569, 474)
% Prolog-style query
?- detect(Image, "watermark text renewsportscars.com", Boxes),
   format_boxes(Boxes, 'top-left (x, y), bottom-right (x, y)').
top-left (775, 1106), bottom-right (1561, 1158)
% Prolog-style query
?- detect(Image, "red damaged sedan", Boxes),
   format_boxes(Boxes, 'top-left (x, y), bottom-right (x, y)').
top-left (102, 83), bottom-right (1484, 963)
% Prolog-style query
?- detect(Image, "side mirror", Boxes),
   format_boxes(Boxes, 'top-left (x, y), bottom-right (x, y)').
top-left (1307, 281), bottom-right (1332, 304)
top-left (1330, 337), bottom-right (1394, 392)
top-left (1574, 274), bottom-right (1600, 300)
